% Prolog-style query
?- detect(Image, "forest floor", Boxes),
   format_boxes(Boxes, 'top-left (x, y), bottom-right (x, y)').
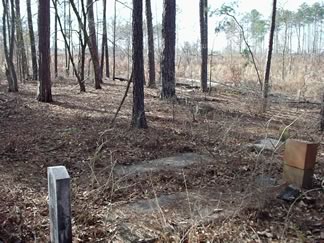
top-left (0, 78), bottom-right (324, 242)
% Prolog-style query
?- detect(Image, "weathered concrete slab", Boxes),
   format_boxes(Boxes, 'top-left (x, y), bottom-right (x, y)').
top-left (114, 153), bottom-right (210, 176)
top-left (248, 138), bottom-right (284, 152)
top-left (125, 192), bottom-right (228, 221)
top-left (255, 175), bottom-right (277, 188)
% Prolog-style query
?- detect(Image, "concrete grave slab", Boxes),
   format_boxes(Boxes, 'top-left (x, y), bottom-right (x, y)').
top-left (114, 153), bottom-right (210, 176)
top-left (124, 191), bottom-right (230, 221)
top-left (255, 175), bottom-right (277, 188)
top-left (248, 138), bottom-right (284, 152)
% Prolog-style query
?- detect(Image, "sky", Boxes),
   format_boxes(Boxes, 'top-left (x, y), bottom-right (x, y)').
top-left (107, 0), bottom-right (321, 50)
top-left (2, 0), bottom-right (322, 51)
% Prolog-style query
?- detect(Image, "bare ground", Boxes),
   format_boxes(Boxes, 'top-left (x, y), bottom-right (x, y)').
top-left (0, 78), bottom-right (323, 242)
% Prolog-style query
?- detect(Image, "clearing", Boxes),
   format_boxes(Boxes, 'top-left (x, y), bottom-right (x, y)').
top-left (0, 78), bottom-right (324, 242)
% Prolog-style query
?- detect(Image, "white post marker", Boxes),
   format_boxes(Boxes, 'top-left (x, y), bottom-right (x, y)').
top-left (48, 166), bottom-right (72, 243)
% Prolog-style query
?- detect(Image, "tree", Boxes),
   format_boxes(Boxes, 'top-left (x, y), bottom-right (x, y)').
top-left (131, 0), bottom-right (148, 128)
top-left (214, 5), bottom-right (263, 90)
top-left (63, 0), bottom-right (68, 75)
top-left (101, 0), bottom-right (110, 79)
top-left (2, 0), bottom-right (18, 92)
top-left (53, 0), bottom-right (86, 92)
top-left (247, 9), bottom-right (267, 52)
top-left (161, 0), bottom-right (176, 99)
top-left (54, 0), bottom-right (58, 78)
top-left (262, 0), bottom-right (277, 112)
top-left (37, 0), bottom-right (52, 102)
top-left (27, 0), bottom-right (38, 80)
top-left (87, 0), bottom-right (102, 89)
top-left (69, 0), bottom-right (88, 85)
top-left (199, 0), bottom-right (208, 92)
top-left (113, 0), bottom-right (117, 79)
top-left (145, 0), bottom-right (156, 88)
top-left (277, 9), bottom-right (293, 81)
top-left (15, 0), bottom-right (29, 81)
top-left (320, 92), bottom-right (324, 131)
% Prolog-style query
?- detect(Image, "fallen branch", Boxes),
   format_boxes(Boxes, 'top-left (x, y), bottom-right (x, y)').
top-left (114, 76), bottom-right (132, 82)
top-left (110, 72), bottom-right (133, 127)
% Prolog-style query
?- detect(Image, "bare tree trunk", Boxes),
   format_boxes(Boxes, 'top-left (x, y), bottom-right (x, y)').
top-left (209, 51), bottom-right (214, 94)
top-left (27, 0), bottom-right (37, 80)
top-left (161, 0), bottom-right (176, 99)
top-left (113, 0), bottom-right (116, 80)
top-left (67, 1), bottom-right (72, 76)
top-left (302, 25), bottom-right (305, 54)
top-left (145, 0), bottom-right (156, 88)
top-left (320, 91), bottom-right (324, 131)
top-left (155, 1), bottom-right (162, 84)
top-left (37, 0), bottom-right (52, 102)
top-left (79, 43), bottom-right (86, 82)
top-left (101, 0), bottom-right (110, 79)
top-left (2, 0), bottom-right (18, 92)
top-left (63, 0), bottom-right (67, 74)
top-left (199, 0), bottom-right (208, 92)
top-left (74, 0), bottom-right (87, 83)
top-left (132, 0), bottom-right (148, 128)
top-left (87, 0), bottom-right (102, 89)
top-left (282, 22), bottom-right (288, 81)
top-left (296, 24), bottom-right (301, 54)
top-left (15, 0), bottom-right (29, 81)
top-left (105, 36), bottom-right (110, 78)
top-left (262, 0), bottom-right (277, 112)
top-left (54, 0), bottom-right (58, 78)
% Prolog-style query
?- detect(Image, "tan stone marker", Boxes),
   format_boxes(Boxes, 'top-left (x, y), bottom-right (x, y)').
top-left (283, 139), bottom-right (319, 189)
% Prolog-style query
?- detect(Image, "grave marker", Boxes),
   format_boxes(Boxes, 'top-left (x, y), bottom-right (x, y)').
top-left (48, 166), bottom-right (72, 243)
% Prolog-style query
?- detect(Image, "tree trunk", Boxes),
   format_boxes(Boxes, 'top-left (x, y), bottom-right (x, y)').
top-left (63, 0), bottom-right (67, 74)
top-left (2, 0), bottom-right (18, 92)
top-left (37, 0), bottom-right (52, 102)
top-left (145, 0), bottom-right (156, 88)
top-left (113, 0), bottom-right (116, 80)
top-left (26, 0), bottom-right (38, 80)
top-left (87, 0), bottom-right (102, 89)
top-left (67, 2), bottom-right (72, 76)
top-left (101, 0), bottom-right (110, 79)
top-left (105, 37), bottom-right (110, 78)
top-left (132, 0), bottom-right (148, 128)
top-left (78, 0), bottom-right (87, 83)
top-left (15, 0), bottom-right (29, 81)
top-left (199, 0), bottom-right (208, 92)
top-left (320, 92), bottom-right (324, 131)
top-left (282, 22), bottom-right (288, 81)
top-left (161, 0), bottom-right (176, 99)
top-left (54, 0), bottom-right (58, 78)
top-left (296, 24), bottom-right (301, 54)
top-left (262, 0), bottom-right (277, 112)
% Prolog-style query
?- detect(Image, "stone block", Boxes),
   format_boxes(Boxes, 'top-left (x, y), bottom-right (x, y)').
top-left (284, 139), bottom-right (318, 170)
top-left (48, 166), bottom-right (72, 243)
top-left (283, 164), bottom-right (313, 189)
